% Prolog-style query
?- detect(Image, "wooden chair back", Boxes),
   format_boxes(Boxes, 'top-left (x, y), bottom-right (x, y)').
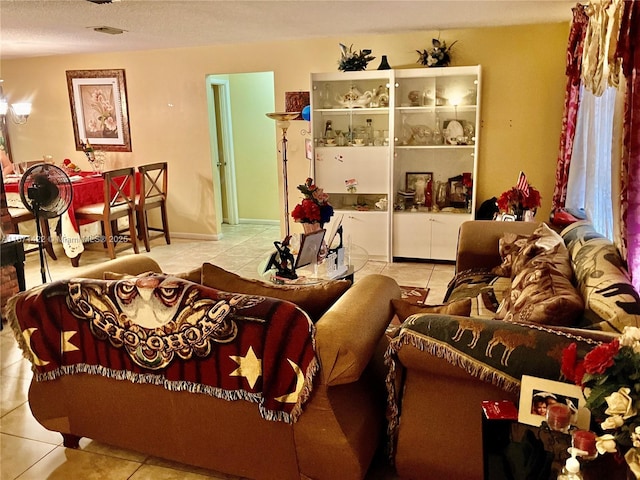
top-left (138, 162), bottom-right (168, 208)
top-left (136, 162), bottom-right (170, 251)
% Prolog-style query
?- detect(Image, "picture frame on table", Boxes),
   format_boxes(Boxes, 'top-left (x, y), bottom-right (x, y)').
top-left (295, 229), bottom-right (326, 268)
top-left (66, 69), bottom-right (132, 152)
top-left (518, 375), bottom-right (590, 429)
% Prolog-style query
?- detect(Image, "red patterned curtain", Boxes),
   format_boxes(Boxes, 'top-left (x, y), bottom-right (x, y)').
top-left (552, 5), bottom-right (590, 210)
top-left (616, 0), bottom-right (640, 293)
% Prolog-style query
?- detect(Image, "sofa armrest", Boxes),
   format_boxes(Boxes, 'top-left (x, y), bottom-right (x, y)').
top-left (69, 255), bottom-right (162, 279)
top-left (315, 274), bottom-right (400, 386)
top-left (389, 314), bottom-right (603, 392)
top-left (456, 221), bottom-right (540, 272)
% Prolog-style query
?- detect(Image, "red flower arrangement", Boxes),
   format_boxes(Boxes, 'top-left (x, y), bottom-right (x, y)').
top-left (497, 185), bottom-right (542, 213)
top-left (561, 328), bottom-right (640, 474)
top-left (291, 178), bottom-right (334, 225)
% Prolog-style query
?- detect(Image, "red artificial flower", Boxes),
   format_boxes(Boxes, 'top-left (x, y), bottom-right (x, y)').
top-left (583, 338), bottom-right (620, 375)
top-left (497, 185), bottom-right (542, 212)
top-left (291, 177), bottom-right (334, 224)
top-left (291, 198), bottom-right (321, 223)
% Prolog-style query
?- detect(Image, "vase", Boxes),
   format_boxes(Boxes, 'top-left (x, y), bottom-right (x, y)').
top-left (302, 222), bottom-right (328, 262)
top-left (377, 55), bottom-right (391, 70)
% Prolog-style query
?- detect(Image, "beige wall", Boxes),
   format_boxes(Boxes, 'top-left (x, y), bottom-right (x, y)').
top-left (0, 22), bottom-right (569, 238)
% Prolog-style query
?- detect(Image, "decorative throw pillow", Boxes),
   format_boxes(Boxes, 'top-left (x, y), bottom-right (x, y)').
top-left (104, 267), bottom-right (202, 284)
top-left (571, 239), bottom-right (640, 332)
top-left (500, 248), bottom-right (584, 326)
top-left (491, 233), bottom-right (532, 278)
top-left (200, 263), bottom-right (351, 322)
top-left (391, 298), bottom-right (472, 323)
top-left (103, 271), bottom-right (154, 280)
top-left (492, 223), bottom-right (567, 279)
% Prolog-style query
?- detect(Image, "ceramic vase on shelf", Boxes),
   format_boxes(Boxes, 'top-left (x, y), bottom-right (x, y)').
top-left (377, 55), bottom-right (391, 70)
top-left (302, 222), bottom-right (328, 262)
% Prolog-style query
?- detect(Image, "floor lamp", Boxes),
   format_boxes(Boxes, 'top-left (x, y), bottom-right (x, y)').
top-left (266, 112), bottom-right (299, 238)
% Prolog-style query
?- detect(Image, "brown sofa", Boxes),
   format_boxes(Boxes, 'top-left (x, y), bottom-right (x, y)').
top-left (6, 255), bottom-right (401, 480)
top-left (386, 220), bottom-right (639, 480)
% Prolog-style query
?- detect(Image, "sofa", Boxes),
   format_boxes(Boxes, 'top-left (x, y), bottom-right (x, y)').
top-left (5, 255), bottom-right (401, 480)
top-left (385, 220), bottom-right (639, 480)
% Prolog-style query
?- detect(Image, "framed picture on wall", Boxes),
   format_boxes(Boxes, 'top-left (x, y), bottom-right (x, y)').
top-left (66, 69), bottom-right (132, 152)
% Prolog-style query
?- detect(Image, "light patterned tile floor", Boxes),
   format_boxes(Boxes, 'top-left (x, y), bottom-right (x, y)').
top-left (1, 223), bottom-right (454, 479)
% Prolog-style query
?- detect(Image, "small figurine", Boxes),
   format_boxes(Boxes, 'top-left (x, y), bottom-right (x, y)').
top-left (265, 235), bottom-right (297, 280)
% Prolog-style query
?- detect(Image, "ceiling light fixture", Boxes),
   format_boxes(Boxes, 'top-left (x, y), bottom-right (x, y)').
top-left (92, 26), bottom-right (126, 35)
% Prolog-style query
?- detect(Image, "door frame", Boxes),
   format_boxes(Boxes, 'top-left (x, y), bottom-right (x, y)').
top-left (206, 76), bottom-right (239, 226)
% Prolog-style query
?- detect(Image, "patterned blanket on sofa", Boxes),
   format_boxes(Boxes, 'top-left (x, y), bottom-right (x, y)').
top-left (384, 313), bottom-right (608, 456)
top-left (7, 274), bottom-right (319, 423)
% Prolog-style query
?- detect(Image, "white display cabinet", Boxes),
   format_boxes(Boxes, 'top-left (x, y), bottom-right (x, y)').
top-left (392, 66), bottom-right (480, 261)
top-left (310, 66), bottom-right (481, 263)
top-left (311, 70), bottom-right (393, 261)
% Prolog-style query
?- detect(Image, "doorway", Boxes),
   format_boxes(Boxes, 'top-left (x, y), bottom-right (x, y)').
top-left (206, 72), bottom-right (279, 229)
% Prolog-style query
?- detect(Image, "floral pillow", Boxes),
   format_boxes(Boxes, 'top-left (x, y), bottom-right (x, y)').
top-left (498, 245), bottom-right (584, 326)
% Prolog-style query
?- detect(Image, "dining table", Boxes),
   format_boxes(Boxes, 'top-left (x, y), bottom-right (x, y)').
top-left (4, 170), bottom-right (106, 267)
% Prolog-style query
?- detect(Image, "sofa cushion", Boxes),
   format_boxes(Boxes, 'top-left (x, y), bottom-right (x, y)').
top-left (392, 298), bottom-right (472, 323)
top-left (498, 250), bottom-right (584, 326)
top-left (201, 263), bottom-right (351, 322)
top-left (104, 266), bottom-right (202, 284)
top-left (569, 238), bottom-right (640, 332)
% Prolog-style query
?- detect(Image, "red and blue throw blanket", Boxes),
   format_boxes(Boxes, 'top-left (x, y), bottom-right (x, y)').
top-left (7, 274), bottom-right (318, 423)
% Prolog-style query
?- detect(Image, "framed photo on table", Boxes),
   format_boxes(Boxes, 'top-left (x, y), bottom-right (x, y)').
top-left (66, 69), bottom-right (132, 152)
top-left (518, 375), bottom-right (590, 429)
top-left (296, 229), bottom-right (326, 268)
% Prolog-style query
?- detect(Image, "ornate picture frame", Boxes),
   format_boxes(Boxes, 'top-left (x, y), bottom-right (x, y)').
top-left (66, 69), bottom-right (132, 152)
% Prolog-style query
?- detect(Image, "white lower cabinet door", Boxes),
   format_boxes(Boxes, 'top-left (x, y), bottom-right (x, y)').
top-left (338, 211), bottom-right (389, 261)
top-left (392, 213), bottom-right (431, 259)
top-left (429, 214), bottom-right (469, 261)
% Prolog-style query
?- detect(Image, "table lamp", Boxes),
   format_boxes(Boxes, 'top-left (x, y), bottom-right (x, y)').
top-left (266, 112), bottom-right (299, 237)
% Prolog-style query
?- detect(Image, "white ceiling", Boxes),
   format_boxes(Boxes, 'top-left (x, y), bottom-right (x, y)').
top-left (0, 0), bottom-right (576, 60)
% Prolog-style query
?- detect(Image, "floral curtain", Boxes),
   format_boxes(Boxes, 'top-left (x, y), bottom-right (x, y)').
top-left (552, 5), bottom-right (589, 210)
top-left (616, 0), bottom-right (640, 293)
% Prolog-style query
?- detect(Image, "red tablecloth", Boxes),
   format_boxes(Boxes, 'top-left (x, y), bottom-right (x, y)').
top-left (4, 171), bottom-right (104, 233)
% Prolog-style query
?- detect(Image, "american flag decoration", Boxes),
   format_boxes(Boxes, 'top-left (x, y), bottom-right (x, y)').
top-left (516, 171), bottom-right (530, 197)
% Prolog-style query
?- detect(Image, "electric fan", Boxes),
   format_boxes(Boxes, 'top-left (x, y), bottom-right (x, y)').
top-left (18, 164), bottom-right (73, 283)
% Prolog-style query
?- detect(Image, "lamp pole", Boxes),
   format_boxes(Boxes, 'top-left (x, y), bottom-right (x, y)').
top-left (266, 112), bottom-right (299, 238)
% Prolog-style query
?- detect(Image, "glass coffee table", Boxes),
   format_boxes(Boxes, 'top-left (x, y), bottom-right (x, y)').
top-left (258, 244), bottom-right (369, 285)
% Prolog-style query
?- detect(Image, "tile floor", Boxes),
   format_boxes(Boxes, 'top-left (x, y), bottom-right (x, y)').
top-left (1, 224), bottom-right (455, 480)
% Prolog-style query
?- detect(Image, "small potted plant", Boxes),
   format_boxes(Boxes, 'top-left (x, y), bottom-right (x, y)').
top-left (338, 43), bottom-right (375, 72)
top-left (416, 38), bottom-right (457, 67)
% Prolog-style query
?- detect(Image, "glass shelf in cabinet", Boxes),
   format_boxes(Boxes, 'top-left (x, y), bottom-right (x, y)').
top-left (394, 144), bottom-right (475, 149)
top-left (314, 107), bottom-right (389, 114)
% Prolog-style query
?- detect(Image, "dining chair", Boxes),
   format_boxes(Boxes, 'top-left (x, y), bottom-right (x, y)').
top-left (74, 167), bottom-right (139, 259)
top-left (136, 162), bottom-right (170, 252)
top-left (6, 206), bottom-right (57, 259)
